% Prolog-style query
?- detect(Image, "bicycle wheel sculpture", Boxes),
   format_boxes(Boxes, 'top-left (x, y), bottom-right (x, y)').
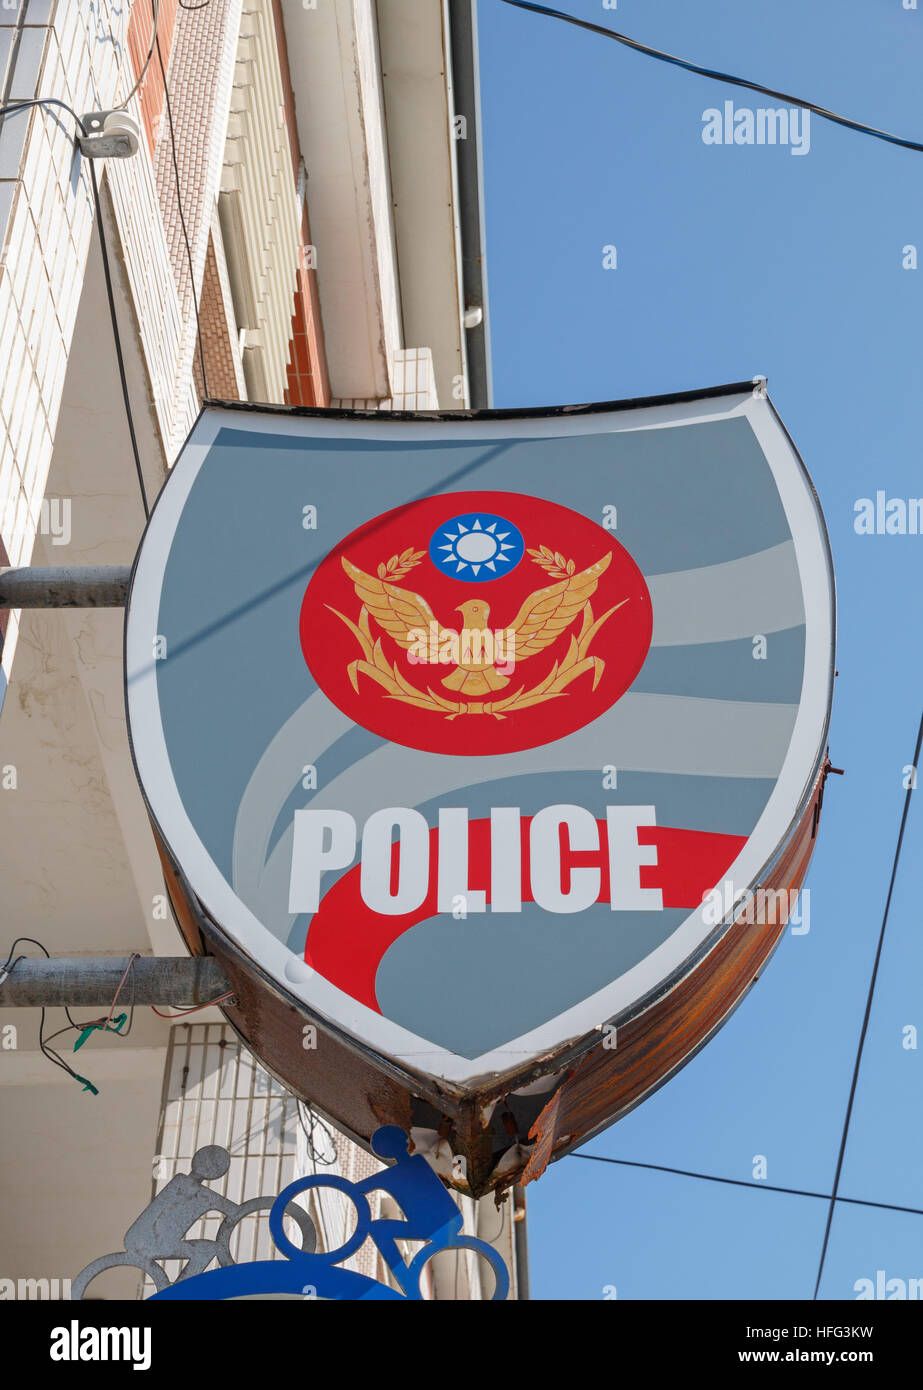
top-left (148, 1127), bottom-right (509, 1300)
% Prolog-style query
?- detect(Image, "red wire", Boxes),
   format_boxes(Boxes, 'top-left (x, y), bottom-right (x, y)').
top-left (104, 952), bottom-right (139, 1031)
top-left (150, 991), bottom-right (235, 1019)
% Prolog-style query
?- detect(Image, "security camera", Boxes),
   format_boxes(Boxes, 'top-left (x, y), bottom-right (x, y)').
top-left (79, 110), bottom-right (141, 160)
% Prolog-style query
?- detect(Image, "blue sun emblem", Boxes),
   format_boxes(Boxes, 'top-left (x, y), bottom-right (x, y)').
top-left (429, 512), bottom-right (524, 582)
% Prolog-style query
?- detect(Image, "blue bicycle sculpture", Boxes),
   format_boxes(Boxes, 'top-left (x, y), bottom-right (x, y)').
top-left (119, 1127), bottom-right (507, 1301)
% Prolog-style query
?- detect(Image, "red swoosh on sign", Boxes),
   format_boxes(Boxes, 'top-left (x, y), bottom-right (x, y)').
top-left (303, 819), bottom-right (746, 1013)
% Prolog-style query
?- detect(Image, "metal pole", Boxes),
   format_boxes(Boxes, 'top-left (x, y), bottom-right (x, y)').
top-left (0, 956), bottom-right (231, 1007)
top-left (447, 0), bottom-right (492, 408)
top-left (0, 566), bottom-right (131, 608)
top-left (512, 1185), bottom-right (530, 1300)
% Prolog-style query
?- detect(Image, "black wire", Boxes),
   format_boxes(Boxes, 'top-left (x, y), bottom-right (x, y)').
top-left (11, 949), bottom-right (91, 1087)
top-left (1, 936), bottom-right (75, 1030)
top-left (572, 713), bottom-right (923, 1293)
top-left (0, 98), bottom-right (87, 136)
top-left (88, 159), bottom-right (151, 519)
top-left (4, 939), bottom-right (130, 1089)
top-left (501, 0), bottom-right (923, 156)
top-left (478, 1204), bottom-right (507, 1245)
top-left (570, 1152), bottom-right (923, 1222)
top-left (178, 0), bottom-right (212, 9)
top-left (153, 0), bottom-right (209, 399)
top-left (44, 1005), bottom-right (134, 1047)
top-left (38, 1009), bottom-right (86, 1084)
top-left (3, 940), bottom-right (100, 1089)
top-left (43, 1020), bottom-right (95, 1046)
top-left (2, 935), bottom-right (51, 969)
top-left (0, 97), bottom-right (152, 518)
top-left (116, 0), bottom-right (161, 112)
top-left (308, 1103), bottom-right (339, 1165)
top-left (811, 708), bottom-right (923, 1298)
top-left (297, 1101), bottom-right (339, 1166)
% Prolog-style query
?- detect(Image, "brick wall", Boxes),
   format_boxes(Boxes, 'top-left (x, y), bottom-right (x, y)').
top-left (126, 0), bottom-right (179, 156)
top-left (194, 231), bottom-right (243, 402)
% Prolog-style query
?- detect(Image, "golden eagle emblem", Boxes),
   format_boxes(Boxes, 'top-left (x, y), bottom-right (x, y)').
top-left (327, 546), bottom-right (627, 719)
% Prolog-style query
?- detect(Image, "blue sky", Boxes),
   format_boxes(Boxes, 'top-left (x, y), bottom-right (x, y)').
top-left (477, 0), bottom-right (923, 1300)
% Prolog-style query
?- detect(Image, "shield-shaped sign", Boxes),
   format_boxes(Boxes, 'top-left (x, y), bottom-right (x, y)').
top-left (126, 383), bottom-right (834, 1194)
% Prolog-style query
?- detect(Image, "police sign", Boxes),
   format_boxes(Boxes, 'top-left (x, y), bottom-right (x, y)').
top-left (125, 383), bottom-right (834, 1195)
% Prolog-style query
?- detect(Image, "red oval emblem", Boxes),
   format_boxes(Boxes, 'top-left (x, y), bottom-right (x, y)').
top-left (300, 490), bottom-right (652, 756)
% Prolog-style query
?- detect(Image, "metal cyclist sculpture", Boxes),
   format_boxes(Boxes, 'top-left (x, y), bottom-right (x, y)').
top-left (73, 1127), bottom-right (508, 1301)
top-left (71, 1144), bottom-right (316, 1299)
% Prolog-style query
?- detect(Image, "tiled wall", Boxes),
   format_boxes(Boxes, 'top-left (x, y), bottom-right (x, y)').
top-left (0, 0), bottom-right (240, 695)
top-left (1, 0), bottom-right (113, 695)
top-left (151, 0), bottom-right (242, 441)
top-left (334, 346), bottom-right (440, 412)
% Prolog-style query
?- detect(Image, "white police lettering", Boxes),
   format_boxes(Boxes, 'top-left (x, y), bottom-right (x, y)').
top-left (288, 806), bottom-right (660, 916)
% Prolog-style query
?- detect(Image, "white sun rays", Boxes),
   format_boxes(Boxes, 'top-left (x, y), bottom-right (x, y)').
top-left (436, 517), bottom-right (517, 576)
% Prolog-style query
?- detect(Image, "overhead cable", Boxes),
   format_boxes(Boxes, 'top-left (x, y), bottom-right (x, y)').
top-left (501, 0), bottom-right (923, 155)
top-left (115, 0), bottom-right (162, 112)
top-left (812, 707), bottom-right (923, 1298)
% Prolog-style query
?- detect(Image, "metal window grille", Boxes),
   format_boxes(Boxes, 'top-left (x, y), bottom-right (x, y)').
top-left (145, 1023), bottom-right (301, 1293)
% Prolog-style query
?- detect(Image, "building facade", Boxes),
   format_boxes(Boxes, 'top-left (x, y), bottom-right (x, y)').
top-left (0, 0), bottom-right (514, 1299)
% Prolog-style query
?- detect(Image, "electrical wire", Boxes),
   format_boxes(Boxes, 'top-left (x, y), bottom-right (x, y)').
top-left (152, 0), bottom-right (209, 398)
top-left (178, 1), bottom-right (212, 9)
top-left (572, 702), bottom-right (922, 1293)
top-left (296, 1100), bottom-right (339, 1167)
top-left (150, 992), bottom-right (236, 1019)
top-left (2, 940), bottom-right (233, 1092)
top-left (298, 1101), bottom-right (339, 1166)
top-left (2, 935), bottom-right (230, 1090)
top-left (2, 935), bottom-right (52, 971)
top-left (9, 946), bottom-right (137, 1049)
top-left (1, 940), bottom-right (97, 1089)
top-left (44, 1017), bottom-right (114, 1046)
top-left (811, 707), bottom-right (923, 1298)
top-left (115, 0), bottom-right (161, 112)
top-left (88, 158), bottom-right (151, 519)
top-left (0, 935), bottom-right (80, 1034)
top-left (501, 0), bottom-right (923, 156)
top-left (0, 97), bottom-right (151, 518)
top-left (38, 1008), bottom-right (89, 1086)
top-left (571, 1151), bottom-right (923, 1224)
top-left (0, 97), bottom-right (87, 136)
top-left (119, 951), bottom-right (137, 1038)
top-left (477, 1203), bottom-right (507, 1245)
top-left (103, 952), bottom-right (139, 1031)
